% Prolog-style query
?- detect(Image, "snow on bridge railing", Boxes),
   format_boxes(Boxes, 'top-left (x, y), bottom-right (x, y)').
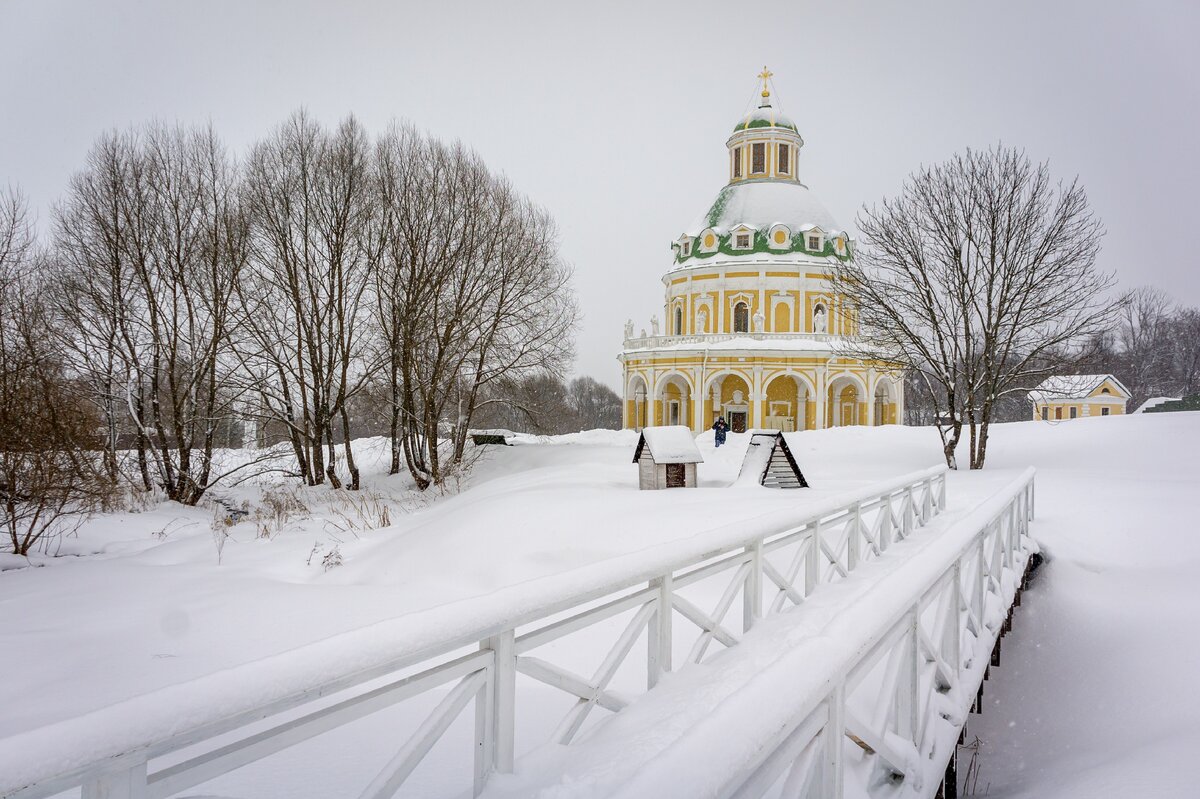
top-left (599, 467), bottom-right (1037, 799)
top-left (0, 466), bottom-right (948, 799)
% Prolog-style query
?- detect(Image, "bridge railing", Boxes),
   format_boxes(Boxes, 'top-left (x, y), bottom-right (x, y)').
top-left (604, 467), bottom-right (1036, 799)
top-left (0, 466), bottom-right (947, 799)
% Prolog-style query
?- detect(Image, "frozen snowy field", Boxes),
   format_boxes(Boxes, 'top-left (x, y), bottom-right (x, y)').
top-left (2, 413), bottom-right (1198, 797)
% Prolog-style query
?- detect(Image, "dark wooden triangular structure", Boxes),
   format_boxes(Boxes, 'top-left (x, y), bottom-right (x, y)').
top-left (745, 430), bottom-right (808, 489)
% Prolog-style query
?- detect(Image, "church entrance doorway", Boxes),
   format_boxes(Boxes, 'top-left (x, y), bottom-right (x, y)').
top-left (729, 411), bottom-right (747, 433)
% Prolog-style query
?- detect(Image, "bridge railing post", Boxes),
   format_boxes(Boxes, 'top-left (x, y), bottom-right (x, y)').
top-left (897, 608), bottom-right (919, 745)
top-left (743, 541), bottom-right (763, 632)
top-left (822, 685), bottom-right (846, 798)
top-left (946, 561), bottom-right (963, 678)
top-left (647, 574), bottom-right (673, 688)
top-left (478, 629), bottom-right (515, 784)
top-left (806, 522), bottom-right (820, 596)
top-left (82, 763), bottom-right (148, 799)
top-left (847, 504), bottom-right (862, 572)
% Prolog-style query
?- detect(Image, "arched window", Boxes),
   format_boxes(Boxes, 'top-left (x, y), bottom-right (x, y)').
top-left (673, 306), bottom-right (682, 335)
top-left (1101, 387), bottom-right (1111, 395)
top-left (734, 302), bottom-right (750, 333)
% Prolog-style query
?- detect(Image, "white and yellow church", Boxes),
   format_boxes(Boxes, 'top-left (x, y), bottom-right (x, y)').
top-left (619, 70), bottom-right (904, 434)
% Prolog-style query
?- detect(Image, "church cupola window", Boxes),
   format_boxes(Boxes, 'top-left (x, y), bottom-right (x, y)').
top-left (807, 234), bottom-right (820, 250)
top-left (732, 147), bottom-right (743, 179)
top-left (734, 302), bottom-right (750, 333)
top-left (731, 224), bottom-right (755, 250)
top-left (769, 224), bottom-right (791, 250)
top-left (778, 144), bottom-right (790, 175)
top-left (751, 143), bottom-right (766, 175)
top-left (673, 306), bottom-right (683, 335)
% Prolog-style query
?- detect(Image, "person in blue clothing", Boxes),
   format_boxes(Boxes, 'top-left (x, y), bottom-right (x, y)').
top-left (712, 416), bottom-right (729, 447)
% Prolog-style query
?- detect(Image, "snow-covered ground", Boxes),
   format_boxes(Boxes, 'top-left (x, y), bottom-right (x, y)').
top-left (2, 413), bottom-right (1197, 797)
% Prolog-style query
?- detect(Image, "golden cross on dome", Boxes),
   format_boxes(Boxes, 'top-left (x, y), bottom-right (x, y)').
top-left (758, 66), bottom-right (773, 97)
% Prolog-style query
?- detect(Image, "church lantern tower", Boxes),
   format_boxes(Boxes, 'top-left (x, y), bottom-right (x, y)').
top-left (618, 69), bottom-right (903, 434)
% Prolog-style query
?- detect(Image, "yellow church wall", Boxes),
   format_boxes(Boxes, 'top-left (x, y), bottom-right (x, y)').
top-left (774, 302), bottom-right (790, 332)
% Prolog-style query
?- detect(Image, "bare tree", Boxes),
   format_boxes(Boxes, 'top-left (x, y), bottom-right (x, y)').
top-left (238, 111), bottom-right (380, 490)
top-left (1164, 308), bottom-right (1200, 397)
top-left (833, 146), bottom-right (1118, 469)
top-left (54, 125), bottom-right (251, 504)
top-left (1, 189), bottom-right (108, 554)
top-left (374, 125), bottom-right (576, 489)
top-left (1117, 286), bottom-right (1173, 406)
top-left (52, 133), bottom-right (144, 487)
top-left (566, 376), bottom-right (622, 431)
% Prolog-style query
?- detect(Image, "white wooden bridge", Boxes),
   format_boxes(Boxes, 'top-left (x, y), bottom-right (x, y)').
top-left (0, 466), bottom-right (1037, 799)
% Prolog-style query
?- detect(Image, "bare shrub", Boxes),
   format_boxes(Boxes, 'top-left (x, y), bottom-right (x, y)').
top-left (325, 489), bottom-right (395, 535)
top-left (253, 484), bottom-right (310, 539)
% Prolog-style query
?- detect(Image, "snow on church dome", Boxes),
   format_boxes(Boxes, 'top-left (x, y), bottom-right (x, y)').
top-left (671, 69), bottom-right (851, 266)
top-left (686, 180), bottom-right (841, 237)
top-left (733, 104), bottom-right (798, 134)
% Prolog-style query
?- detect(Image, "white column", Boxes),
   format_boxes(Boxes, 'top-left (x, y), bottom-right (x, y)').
top-left (865, 368), bottom-right (877, 427)
top-left (752, 366), bottom-right (764, 430)
top-left (815, 367), bottom-right (828, 430)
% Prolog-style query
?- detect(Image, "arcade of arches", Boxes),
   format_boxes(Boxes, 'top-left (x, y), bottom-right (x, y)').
top-left (625, 369), bottom-right (901, 433)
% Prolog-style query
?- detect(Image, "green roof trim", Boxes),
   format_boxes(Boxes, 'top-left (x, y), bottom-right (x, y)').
top-left (674, 229), bottom-right (852, 265)
top-left (704, 185), bottom-right (735, 228)
top-left (735, 118), bottom-right (799, 133)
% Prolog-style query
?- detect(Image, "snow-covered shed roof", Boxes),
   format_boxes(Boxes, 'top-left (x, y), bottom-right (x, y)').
top-left (685, 181), bottom-right (841, 238)
top-left (735, 430), bottom-right (807, 489)
top-left (632, 426), bottom-right (704, 465)
top-left (1028, 374), bottom-right (1131, 403)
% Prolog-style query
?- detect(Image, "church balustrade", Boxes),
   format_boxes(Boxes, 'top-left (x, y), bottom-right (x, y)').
top-left (623, 331), bottom-right (839, 350)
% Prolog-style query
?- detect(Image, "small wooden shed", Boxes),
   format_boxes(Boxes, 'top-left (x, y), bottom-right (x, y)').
top-left (632, 426), bottom-right (703, 490)
top-left (737, 430), bottom-right (808, 489)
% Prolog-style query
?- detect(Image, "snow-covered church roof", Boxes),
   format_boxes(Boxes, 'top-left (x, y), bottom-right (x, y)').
top-left (733, 103), bottom-right (798, 134)
top-left (1028, 374), bottom-right (1131, 403)
top-left (686, 180), bottom-right (842, 237)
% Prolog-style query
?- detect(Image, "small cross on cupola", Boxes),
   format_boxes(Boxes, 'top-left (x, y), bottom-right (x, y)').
top-left (758, 66), bottom-right (774, 107)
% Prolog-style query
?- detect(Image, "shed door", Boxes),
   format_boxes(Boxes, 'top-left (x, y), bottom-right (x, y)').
top-left (665, 463), bottom-right (686, 488)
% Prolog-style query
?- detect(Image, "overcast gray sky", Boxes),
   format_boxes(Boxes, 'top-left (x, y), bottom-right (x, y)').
top-left (2, 0), bottom-right (1197, 388)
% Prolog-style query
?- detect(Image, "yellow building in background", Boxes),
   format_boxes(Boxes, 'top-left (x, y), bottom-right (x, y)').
top-left (618, 70), bottom-right (903, 434)
top-left (1030, 374), bottom-right (1130, 421)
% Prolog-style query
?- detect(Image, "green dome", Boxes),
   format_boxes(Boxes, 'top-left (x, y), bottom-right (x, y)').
top-left (733, 104), bottom-right (798, 134)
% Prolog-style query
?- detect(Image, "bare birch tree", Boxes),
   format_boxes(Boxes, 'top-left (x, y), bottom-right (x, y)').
top-left (832, 146), bottom-right (1118, 469)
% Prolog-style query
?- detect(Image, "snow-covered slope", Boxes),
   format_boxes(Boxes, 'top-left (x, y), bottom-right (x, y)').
top-left (1, 413), bottom-right (1196, 797)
